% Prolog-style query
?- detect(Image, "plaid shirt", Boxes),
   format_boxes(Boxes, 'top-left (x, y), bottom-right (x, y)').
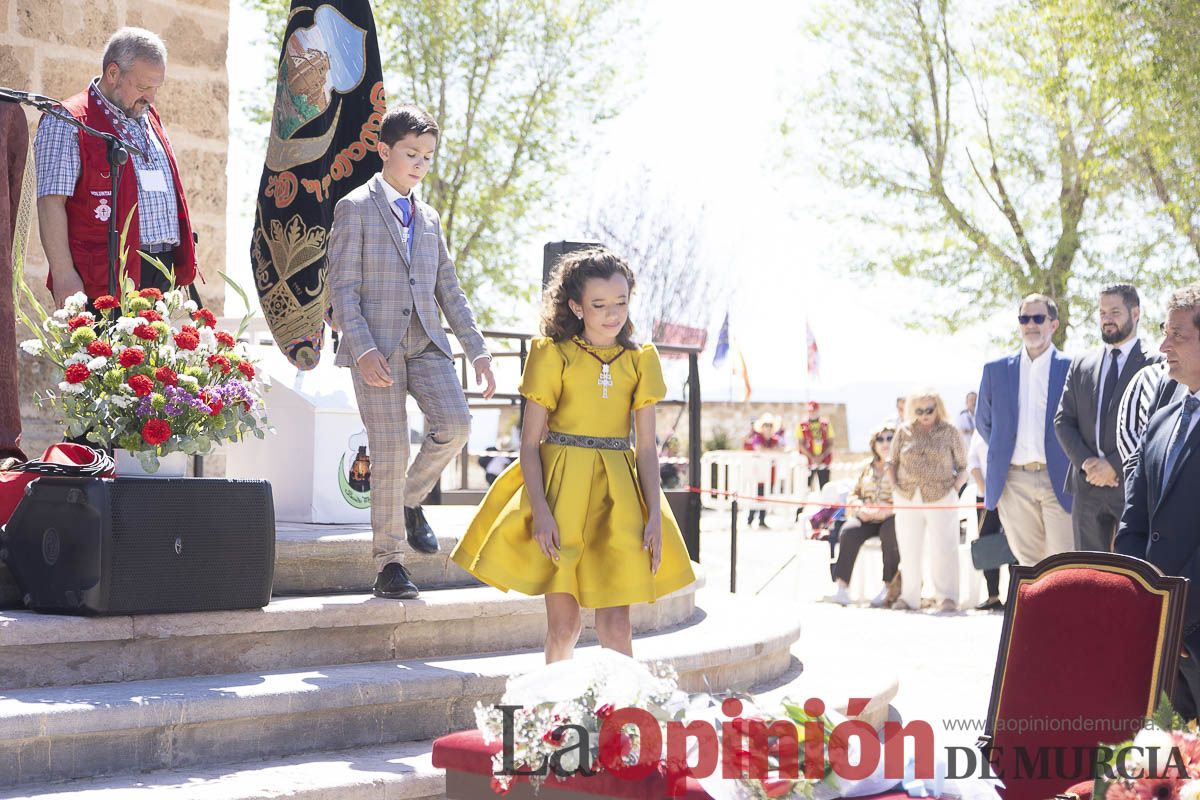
top-left (34, 79), bottom-right (180, 248)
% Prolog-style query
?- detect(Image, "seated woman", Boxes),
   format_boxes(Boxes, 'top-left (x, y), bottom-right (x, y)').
top-left (827, 424), bottom-right (898, 606)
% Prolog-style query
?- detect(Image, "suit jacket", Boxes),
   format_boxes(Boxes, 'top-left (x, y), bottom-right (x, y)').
top-left (1115, 394), bottom-right (1200, 645)
top-left (976, 348), bottom-right (1073, 512)
top-left (1054, 340), bottom-right (1157, 493)
top-left (327, 173), bottom-right (488, 368)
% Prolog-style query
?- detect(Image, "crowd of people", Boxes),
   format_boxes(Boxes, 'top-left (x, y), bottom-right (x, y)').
top-left (805, 284), bottom-right (1199, 634)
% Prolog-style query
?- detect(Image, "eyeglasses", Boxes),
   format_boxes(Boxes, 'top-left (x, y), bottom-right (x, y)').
top-left (1160, 321), bottom-right (1194, 344)
top-left (1018, 314), bottom-right (1048, 325)
top-left (875, 434), bottom-right (894, 442)
top-left (914, 407), bottom-right (936, 416)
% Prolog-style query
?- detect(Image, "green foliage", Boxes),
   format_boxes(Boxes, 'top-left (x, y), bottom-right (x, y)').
top-left (244, 0), bottom-right (638, 326)
top-left (805, 0), bottom-right (1196, 345)
top-left (703, 425), bottom-right (732, 452)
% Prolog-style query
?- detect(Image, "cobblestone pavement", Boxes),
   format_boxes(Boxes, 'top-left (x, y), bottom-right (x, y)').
top-left (698, 506), bottom-right (1005, 748)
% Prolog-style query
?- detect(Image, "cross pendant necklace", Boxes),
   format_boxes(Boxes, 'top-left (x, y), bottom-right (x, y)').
top-left (574, 336), bottom-right (623, 399)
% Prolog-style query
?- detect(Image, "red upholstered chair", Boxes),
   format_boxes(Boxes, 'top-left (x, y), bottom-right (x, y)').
top-left (980, 553), bottom-right (1186, 800)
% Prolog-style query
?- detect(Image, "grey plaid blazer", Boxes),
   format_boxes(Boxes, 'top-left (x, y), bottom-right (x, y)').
top-left (328, 173), bottom-right (489, 367)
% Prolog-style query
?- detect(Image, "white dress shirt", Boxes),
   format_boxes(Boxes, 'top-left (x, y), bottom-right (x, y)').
top-left (1095, 337), bottom-right (1139, 454)
top-left (1012, 345), bottom-right (1055, 465)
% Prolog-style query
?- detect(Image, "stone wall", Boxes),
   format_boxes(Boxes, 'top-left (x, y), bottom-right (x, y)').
top-left (1, 0), bottom-right (230, 457)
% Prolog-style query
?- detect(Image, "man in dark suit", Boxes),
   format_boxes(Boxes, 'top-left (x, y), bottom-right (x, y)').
top-left (1055, 284), bottom-right (1158, 552)
top-left (1115, 284), bottom-right (1200, 717)
top-left (978, 294), bottom-right (1074, 568)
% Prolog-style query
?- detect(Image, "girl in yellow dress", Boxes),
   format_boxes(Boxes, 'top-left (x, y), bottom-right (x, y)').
top-left (450, 248), bottom-right (696, 662)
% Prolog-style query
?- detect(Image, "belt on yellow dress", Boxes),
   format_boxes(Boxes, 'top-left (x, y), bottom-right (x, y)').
top-left (544, 431), bottom-right (630, 451)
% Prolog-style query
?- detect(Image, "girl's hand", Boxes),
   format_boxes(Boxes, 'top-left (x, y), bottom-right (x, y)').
top-left (643, 516), bottom-right (662, 574)
top-left (532, 507), bottom-right (560, 562)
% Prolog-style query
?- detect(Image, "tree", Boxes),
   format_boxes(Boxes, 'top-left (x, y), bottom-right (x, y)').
top-left (245, 0), bottom-right (635, 324)
top-left (582, 176), bottom-right (720, 344)
top-left (805, 0), bottom-right (1185, 346)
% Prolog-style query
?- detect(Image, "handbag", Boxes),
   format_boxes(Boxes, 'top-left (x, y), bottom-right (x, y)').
top-left (971, 532), bottom-right (1018, 571)
top-left (0, 444), bottom-right (115, 527)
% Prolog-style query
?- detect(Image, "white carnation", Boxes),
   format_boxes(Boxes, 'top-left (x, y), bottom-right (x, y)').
top-left (52, 309), bottom-right (71, 322)
top-left (178, 374), bottom-right (200, 388)
top-left (157, 345), bottom-right (176, 361)
top-left (87, 357), bottom-right (108, 371)
top-left (114, 317), bottom-right (139, 334)
top-left (19, 340), bottom-right (43, 356)
top-left (65, 351), bottom-right (91, 366)
top-left (183, 300), bottom-right (198, 314)
top-left (110, 395), bottom-right (134, 409)
top-left (63, 292), bottom-right (88, 314)
top-left (57, 381), bottom-right (86, 395)
top-left (155, 301), bottom-right (169, 316)
top-left (43, 318), bottom-right (63, 332)
top-left (199, 327), bottom-right (217, 351)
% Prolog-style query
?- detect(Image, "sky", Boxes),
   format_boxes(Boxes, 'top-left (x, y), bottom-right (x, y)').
top-left (224, 0), bottom-right (1085, 448)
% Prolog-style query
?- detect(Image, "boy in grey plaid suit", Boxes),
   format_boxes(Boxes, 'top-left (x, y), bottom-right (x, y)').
top-left (328, 105), bottom-right (496, 599)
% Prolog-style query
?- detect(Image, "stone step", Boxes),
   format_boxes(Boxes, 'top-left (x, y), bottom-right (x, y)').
top-left (0, 591), bottom-right (800, 788)
top-left (1, 633), bottom-right (896, 800)
top-left (0, 574), bottom-right (704, 690)
top-left (0, 506), bottom-right (482, 610)
top-left (272, 506), bottom-right (482, 595)
top-left (0, 740), bottom-right (444, 800)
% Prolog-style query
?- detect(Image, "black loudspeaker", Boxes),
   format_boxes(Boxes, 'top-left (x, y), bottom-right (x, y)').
top-left (542, 241), bottom-right (603, 287)
top-left (0, 477), bottom-right (275, 615)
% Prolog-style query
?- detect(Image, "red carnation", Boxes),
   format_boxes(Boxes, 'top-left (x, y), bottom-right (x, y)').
top-left (138, 309), bottom-right (163, 323)
top-left (192, 308), bottom-right (217, 327)
top-left (64, 363), bottom-right (91, 384)
top-left (127, 374), bottom-right (153, 397)
top-left (154, 366), bottom-right (178, 386)
top-left (67, 315), bottom-right (92, 331)
top-left (216, 330), bottom-right (236, 348)
top-left (87, 340), bottom-right (113, 358)
top-left (93, 295), bottom-right (119, 310)
top-left (173, 331), bottom-right (199, 351)
top-left (490, 778), bottom-right (511, 796)
top-left (208, 398), bottom-right (224, 416)
top-left (237, 361), bottom-right (255, 379)
top-left (118, 347), bottom-right (145, 368)
top-left (133, 323), bottom-right (159, 341)
top-left (141, 418), bottom-right (171, 446)
top-left (138, 288), bottom-right (163, 300)
top-left (207, 354), bottom-right (232, 374)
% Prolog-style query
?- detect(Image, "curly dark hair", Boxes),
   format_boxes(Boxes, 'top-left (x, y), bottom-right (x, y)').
top-left (539, 247), bottom-right (638, 349)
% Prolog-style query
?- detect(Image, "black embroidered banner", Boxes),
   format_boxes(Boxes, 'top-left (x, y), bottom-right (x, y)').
top-left (251, 0), bottom-right (385, 369)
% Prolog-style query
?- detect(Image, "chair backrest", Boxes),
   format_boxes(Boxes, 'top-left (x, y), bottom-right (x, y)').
top-left (984, 553), bottom-right (1187, 800)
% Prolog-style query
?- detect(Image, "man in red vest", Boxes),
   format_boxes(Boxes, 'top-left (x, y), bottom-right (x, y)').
top-left (797, 400), bottom-right (836, 490)
top-left (34, 27), bottom-right (196, 307)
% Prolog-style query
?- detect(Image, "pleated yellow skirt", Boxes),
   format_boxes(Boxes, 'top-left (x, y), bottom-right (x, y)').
top-left (450, 443), bottom-right (696, 609)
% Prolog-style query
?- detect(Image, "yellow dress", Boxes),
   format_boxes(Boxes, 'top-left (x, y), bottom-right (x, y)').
top-left (450, 336), bottom-right (696, 608)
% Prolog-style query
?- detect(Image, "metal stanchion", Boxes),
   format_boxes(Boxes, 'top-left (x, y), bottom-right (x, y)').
top-left (730, 499), bottom-right (738, 593)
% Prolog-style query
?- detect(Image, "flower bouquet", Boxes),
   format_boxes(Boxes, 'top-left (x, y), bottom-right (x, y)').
top-left (16, 255), bottom-right (269, 472)
top-left (1093, 701), bottom-right (1200, 800)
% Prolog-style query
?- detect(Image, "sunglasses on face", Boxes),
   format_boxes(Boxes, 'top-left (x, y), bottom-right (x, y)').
top-left (875, 434), bottom-right (894, 442)
top-left (1018, 314), bottom-right (1048, 325)
top-left (914, 407), bottom-right (936, 416)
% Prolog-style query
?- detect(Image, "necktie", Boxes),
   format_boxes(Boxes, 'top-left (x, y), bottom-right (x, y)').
top-left (1098, 348), bottom-right (1121, 435)
top-left (392, 196), bottom-right (413, 256)
top-left (1161, 395), bottom-right (1200, 494)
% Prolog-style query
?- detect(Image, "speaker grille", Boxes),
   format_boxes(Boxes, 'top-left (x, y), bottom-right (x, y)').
top-left (105, 479), bottom-right (274, 614)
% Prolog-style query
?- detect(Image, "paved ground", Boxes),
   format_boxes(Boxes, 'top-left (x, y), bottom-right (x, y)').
top-left (696, 505), bottom-right (1005, 749)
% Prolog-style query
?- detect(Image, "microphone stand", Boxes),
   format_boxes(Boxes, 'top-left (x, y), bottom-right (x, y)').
top-left (0, 87), bottom-right (143, 298)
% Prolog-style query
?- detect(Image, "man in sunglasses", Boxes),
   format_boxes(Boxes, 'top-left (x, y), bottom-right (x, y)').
top-left (977, 294), bottom-right (1074, 565)
top-left (1055, 284), bottom-right (1159, 552)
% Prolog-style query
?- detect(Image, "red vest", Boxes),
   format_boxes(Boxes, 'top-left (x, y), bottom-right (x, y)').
top-left (53, 89), bottom-right (195, 299)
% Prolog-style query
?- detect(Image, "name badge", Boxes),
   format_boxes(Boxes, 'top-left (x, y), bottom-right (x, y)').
top-left (138, 168), bottom-right (169, 193)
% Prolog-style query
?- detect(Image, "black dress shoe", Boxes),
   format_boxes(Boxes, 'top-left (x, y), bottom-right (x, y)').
top-left (374, 563), bottom-right (419, 599)
top-left (975, 598), bottom-right (1004, 612)
top-left (404, 505), bottom-right (440, 554)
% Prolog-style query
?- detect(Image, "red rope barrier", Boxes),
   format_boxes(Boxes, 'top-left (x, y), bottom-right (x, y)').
top-left (684, 485), bottom-right (983, 511)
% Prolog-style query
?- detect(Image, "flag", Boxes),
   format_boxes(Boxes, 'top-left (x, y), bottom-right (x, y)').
top-left (734, 346), bottom-right (752, 402)
top-left (251, 1), bottom-right (386, 369)
top-left (712, 311), bottom-right (730, 368)
top-left (806, 320), bottom-right (820, 380)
